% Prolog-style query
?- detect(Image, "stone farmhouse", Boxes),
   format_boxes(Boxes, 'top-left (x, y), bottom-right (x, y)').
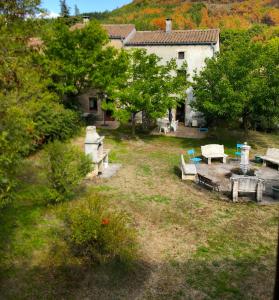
top-left (77, 19), bottom-right (220, 126)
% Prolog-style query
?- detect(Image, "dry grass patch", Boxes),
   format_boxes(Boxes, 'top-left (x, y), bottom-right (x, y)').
top-left (0, 128), bottom-right (278, 299)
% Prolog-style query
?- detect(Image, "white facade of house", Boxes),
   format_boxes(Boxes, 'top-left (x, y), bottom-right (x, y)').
top-left (125, 44), bottom-right (218, 78)
top-left (124, 43), bottom-right (219, 125)
top-left (78, 19), bottom-right (220, 126)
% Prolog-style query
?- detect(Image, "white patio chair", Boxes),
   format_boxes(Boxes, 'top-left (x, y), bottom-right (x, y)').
top-left (157, 118), bottom-right (170, 134)
top-left (170, 120), bottom-right (179, 132)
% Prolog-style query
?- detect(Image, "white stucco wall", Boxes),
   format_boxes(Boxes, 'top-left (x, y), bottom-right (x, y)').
top-left (125, 43), bottom-right (218, 126)
top-left (125, 44), bottom-right (217, 80)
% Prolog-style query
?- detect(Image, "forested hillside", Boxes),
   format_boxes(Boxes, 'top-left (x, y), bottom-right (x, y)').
top-left (88, 0), bottom-right (279, 32)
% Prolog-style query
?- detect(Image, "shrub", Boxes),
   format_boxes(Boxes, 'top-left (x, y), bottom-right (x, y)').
top-left (0, 108), bottom-right (33, 207)
top-left (28, 99), bottom-right (80, 147)
top-left (62, 195), bottom-right (138, 265)
top-left (43, 141), bottom-right (92, 203)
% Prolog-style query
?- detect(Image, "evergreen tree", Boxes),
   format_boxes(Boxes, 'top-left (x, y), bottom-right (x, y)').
top-left (60, 0), bottom-right (70, 17)
top-left (74, 4), bottom-right (80, 16)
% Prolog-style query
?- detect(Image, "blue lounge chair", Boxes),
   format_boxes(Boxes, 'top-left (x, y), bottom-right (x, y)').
top-left (199, 127), bottom-right (208, 133)
top-left (235, 143), bottom-right (244, 159)
top-left (188, 149), bottom-right (202, 164)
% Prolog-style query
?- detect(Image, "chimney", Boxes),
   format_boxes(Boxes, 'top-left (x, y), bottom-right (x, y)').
top-left (166, 18), bottom-right (172, 33)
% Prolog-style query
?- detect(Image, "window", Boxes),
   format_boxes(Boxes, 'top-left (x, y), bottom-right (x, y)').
top-left (89, 97), bottom-right (98, 111)
top-left (178, 51), bottom-right (185, 60)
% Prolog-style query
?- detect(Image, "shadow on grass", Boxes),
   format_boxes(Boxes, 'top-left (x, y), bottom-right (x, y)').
top-left (0, 257), bottom-right (152, 299)
top-left (0, 253), bottom-right (275, 299)
top-left (173, 166), bottom-right (181, 179)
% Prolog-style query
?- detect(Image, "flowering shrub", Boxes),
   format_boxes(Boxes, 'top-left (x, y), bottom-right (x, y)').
top-left (62, 195), bottom-right (138, 264)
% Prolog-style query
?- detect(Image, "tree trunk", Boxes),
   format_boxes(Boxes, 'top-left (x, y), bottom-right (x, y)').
top-left (142, 110), bottom-right (153, 132)
top-left (242, 112), bottom-right (250, 133)
top-left (131, 112), bottom-right (136, 136)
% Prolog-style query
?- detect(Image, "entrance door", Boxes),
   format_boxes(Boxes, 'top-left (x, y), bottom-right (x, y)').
top-left (176, 103), bottom-right (185, 123)
top-left (104, 98), bottom-right (114, 121)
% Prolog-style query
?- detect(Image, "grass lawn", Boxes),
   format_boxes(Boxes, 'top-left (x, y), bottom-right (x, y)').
top-left (0, 127), bottom-right (278, 299)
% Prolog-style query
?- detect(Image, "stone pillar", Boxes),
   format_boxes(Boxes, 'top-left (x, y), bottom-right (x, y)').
top-left (231, 179), bottom-right (239, 202)
top-left (240, 142), bottom-right (251, 175)
top-left (256, 179), bottom-right (264, 202)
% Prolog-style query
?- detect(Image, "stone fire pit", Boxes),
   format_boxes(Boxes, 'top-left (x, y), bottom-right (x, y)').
top-left (196, 161), bottom-right (279, 204)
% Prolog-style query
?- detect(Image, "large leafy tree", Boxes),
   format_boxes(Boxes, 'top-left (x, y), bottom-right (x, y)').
top-left (251, 38), bottom-right (279, 129)
top-left (192, 37), bottom-right (279, 130)
top-left (42, 20), bottom-right (108, 96)
top-left (109, 48), bottom-right (189, 135)
top-left (0, 0), bottom-right (41, 20)
top-left (0, 21), bottom-right (79, 206)
top-left (42, 20), bottom-right (129, 105)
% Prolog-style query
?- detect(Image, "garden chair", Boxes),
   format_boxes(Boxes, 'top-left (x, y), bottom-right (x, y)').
top-left (235, 143), bottom-right (244, 160)
top-left (259, 148), bottom-right (279, 170)
top-left (199, 127), bottom-right (208, 133)
top-left (157, 118), bottom-right (170, 134)
top-left (170, 120), bottom-right (179, 132)
top-left (180, 154), bottom-right (197, 180)
top-left (187, 149), bottom-right (202, 164)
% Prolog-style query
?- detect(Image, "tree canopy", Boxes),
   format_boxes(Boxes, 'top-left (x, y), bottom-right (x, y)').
top-left (192, 36), bottom-right (279, 130)
top-left (42, 19), bottom-right (131, 110)
top-left (0, 0), bottom-right (41, 20)
top-left (108, 48), bottom-right (189, 135)
top-left (0, 20), bottom-right (79, 206)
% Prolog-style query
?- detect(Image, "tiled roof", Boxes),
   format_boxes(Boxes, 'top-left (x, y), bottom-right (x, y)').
top-left (102, 24), bottom-right (135, 39)
top-left (125, 29), bottom-right (219, 46)
top-left (69, 23), bottom-right (135, 39)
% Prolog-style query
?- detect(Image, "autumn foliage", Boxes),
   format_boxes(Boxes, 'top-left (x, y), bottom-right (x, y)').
top-left (103, 0), bottom-right (279, 31)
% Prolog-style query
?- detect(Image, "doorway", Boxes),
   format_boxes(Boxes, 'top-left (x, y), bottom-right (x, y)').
top-left (176, 103), bottom-right (185, 123)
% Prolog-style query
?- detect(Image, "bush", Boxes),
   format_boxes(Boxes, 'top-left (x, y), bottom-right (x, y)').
top-left (62, 195), bottom-right (138, 264)
top-left (0, 109), bottom-right (33, 207)
top-left (28, 99), bottom-right (80, 147)
top-left (43, 141), bottom-right (92, 203)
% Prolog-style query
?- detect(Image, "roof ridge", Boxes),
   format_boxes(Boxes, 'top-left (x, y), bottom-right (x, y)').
top-left (136, 29), bottom-right (219, 34)
top-left (103, 24), bottom-right (135, 26)
top-left (173, 28), bottom-right (220, 31)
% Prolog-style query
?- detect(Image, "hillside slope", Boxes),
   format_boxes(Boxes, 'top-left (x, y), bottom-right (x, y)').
top-left (94, 0), bottom-right (279, 31)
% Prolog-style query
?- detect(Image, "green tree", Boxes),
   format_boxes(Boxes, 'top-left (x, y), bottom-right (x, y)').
top-left (60, 0), bottom-right (70, 17)
top-left (0, 0), bottom-right (41, 20)
top-left (0, 20), bottom-right (80, 205)
top-left (42, 20), bottom-right (128, 106)
top-left (192, 38), bottom-right (279, 130)
top-left (251, 38), bottom-right (279, 130)
top-left (109, 49), bottom-right (189, 136)
top-left (43, 20), bottom-right (108, 96)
